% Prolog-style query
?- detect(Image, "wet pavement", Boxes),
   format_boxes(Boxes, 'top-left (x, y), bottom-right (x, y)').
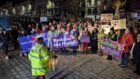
top-left (0, 49), bottom-right (139, 79)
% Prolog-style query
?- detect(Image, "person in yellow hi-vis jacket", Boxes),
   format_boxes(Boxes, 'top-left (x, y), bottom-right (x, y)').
top-left (28, 37), bottom-right (53, 79)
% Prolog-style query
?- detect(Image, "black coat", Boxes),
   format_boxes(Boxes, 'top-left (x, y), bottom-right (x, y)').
top-left (90, 32), bottom-right (98, 46)
top-left (133, 42), bottom-right (140, 63)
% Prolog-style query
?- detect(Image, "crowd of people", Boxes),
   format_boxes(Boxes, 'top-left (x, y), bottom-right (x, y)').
top-left (0, 19), bottom-right (140, 76)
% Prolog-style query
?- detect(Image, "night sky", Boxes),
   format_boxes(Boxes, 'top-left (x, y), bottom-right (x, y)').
top-left (0, 0), bottom-right (27, 6)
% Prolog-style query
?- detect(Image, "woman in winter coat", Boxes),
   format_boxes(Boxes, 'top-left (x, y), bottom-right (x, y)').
top-left (133, 33), bottom-right (140, 75)
top-left (119, 27), bottom-right (134, 68)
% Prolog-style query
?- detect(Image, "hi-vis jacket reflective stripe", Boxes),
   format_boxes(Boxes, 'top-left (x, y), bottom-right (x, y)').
top-left (28, 44), bottom-right (51, 76)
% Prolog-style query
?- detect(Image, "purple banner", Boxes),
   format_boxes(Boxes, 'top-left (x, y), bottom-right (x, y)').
top-left (100, 38), bottom-right (124, 60)
top-left (18, 33), bottom-right (48, 53)
top-left (80, 36), bottom-right (90, 43)
top-left (52, 34), bottom-right (78, 48)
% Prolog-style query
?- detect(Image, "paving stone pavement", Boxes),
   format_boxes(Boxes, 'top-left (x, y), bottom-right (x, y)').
top-left (0, 50), bottom-right (140, 79)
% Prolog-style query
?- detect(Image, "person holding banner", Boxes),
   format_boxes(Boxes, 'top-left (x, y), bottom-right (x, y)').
top-left (56, 24), bottom-right (62, 36)
top-left (71, 24), bottom-right (79, 55)
top-left (48, 26), bottom-right (57, 51)
top-left (80, 29), bottom-right (90, 54)
top-left (28, 37), bottom-right (52, 79)
top-left (61, 27), bottom-right (67, 53)
top-left (119, 27), bottom-right (134, 68)
top-left (98, 29), bottom-right (106, 56)
top-left (18, 30), bottom-right (28, 57)
top-left (79, 28), bottom-right (84, 51)
top-left (106, 27), bottom-right (117, 60)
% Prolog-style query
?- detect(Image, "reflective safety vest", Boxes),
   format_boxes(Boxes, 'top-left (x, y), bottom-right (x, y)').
top-left (28, 44), bottom-right (51, 76)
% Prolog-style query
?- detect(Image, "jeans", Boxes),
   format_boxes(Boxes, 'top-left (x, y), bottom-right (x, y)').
top-left (91, 46), bottom-right (98, 54)
top-left (121, 53), bottom-right (129, 67)
top-left (72, 46), bottom-right (77, 54)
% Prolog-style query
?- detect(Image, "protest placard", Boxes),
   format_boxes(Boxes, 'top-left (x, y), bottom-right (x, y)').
top-left (18, 33), bottom-right (48, 53)
top-left (119, 19), bottom-right (126, 29)
top-left (111, 19), bottom-right (126, 30)
top-left (80, 36), bottom-right (90, 43)
top-left (52, 34), bottom-right (78, 48)
top-left (100, 13), bottom-right (113, 22)
top-left (101, 25), bottom-right (112, 34)
top-left (100, 38), bottom-right (124, 60)
top-left (111, 20), bottom-right (120, 29)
